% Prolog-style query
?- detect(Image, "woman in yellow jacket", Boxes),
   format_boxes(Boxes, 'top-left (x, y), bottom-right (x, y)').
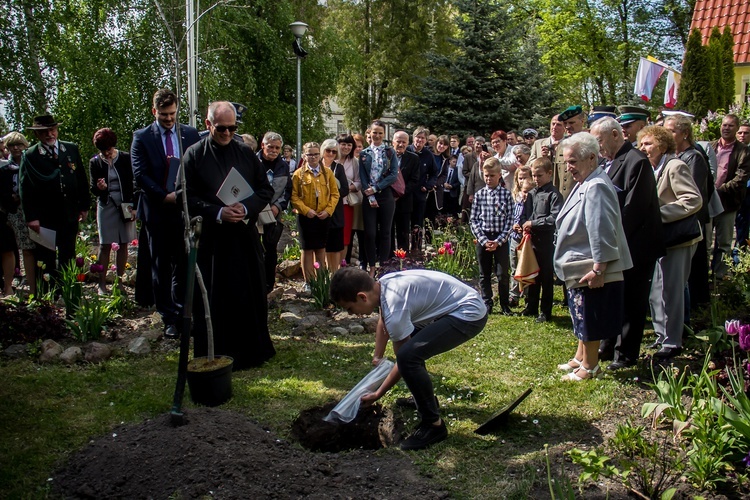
top-left (291, 142), bottom-right (340, 287)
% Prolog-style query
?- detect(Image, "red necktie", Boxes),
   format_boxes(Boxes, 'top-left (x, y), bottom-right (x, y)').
top-left (165, 129), bottom-right (174, 157)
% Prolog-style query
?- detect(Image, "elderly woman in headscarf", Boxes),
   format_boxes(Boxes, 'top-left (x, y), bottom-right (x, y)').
top-left (638, 125), bottom-right (702, 359)
top-left (554, 133), bottom-right (632, 380)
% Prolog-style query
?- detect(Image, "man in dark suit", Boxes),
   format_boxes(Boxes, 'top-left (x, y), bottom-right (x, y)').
top-left (442, 154), bottom-right (461, 218)
top-left (590, 117), bottom-right (665, 370)
top-left (391, 130), bottom-right (420, 253)
top-left (131, 89), bottom-right (200, 338)
top-left (407, 126), bottom-right (438, 254)
top-left (710, 113), bottom-right (750, 279)
top-left (19, 114), bottom-right (90, 280)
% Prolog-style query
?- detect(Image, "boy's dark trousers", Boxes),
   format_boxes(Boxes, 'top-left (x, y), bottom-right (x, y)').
top-left (525, 231), bottom-right (554, 317)
top-left (475, 235), bottom-right (509, 309)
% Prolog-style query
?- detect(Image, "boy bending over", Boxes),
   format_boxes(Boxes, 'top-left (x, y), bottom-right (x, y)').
top-left (330, 267), bottom-right (488, 450)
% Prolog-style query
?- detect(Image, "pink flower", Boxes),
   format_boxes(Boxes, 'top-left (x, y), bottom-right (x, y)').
top-left (739, 324), bottom-right (750, 351)
top-left (110, 265), bottom-right (117, 272)
top-left (130, 239), bottom-right (139, 247)
top-left (111, 242), bottom-right (120, 251)
top-left (443, 241), bottom-right (452, 249)
top-left (726, 319), bottom-right (741, 336)
top-left (340, 259), bottom-right (347, 267)
top-left (90, 263), bottom-right (105, 273)
top-left (313, 261), bottom-right (320, 269)
top-left (447, 248), bottom-right (454, 255)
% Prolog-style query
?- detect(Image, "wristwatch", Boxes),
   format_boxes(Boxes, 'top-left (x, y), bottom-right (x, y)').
top-left (592, 268), bottom-right (602, 276)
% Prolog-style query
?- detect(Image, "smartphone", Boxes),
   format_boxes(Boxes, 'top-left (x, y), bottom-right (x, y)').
top-left (481, 144), bottom-right (488, 153)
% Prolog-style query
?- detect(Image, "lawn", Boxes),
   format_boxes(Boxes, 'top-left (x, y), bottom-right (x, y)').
top-left (0, 294), bottom-right (655, 499)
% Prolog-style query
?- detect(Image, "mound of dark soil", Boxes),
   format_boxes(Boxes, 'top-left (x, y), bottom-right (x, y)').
top-left (51, 407), bottom-right (447, 499)
top-left (0, 301), bottom-right (68, 345)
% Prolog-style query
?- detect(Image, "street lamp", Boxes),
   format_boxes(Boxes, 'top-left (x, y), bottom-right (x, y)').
top-left (290, 21), bottom-right (309, 166)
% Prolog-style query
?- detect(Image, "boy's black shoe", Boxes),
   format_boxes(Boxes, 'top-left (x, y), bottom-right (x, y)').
top-left (401, 420), bottom-right (448, 450)
top-left (607, 360), bottom-right (636, 371)
top-left (518, 308), bottom-right (537, 317)
top-left (500, 306), bottom-right (514, 316)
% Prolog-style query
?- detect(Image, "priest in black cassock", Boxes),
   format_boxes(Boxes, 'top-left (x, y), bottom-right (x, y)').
top-left (180, 101), bottom-right (275, 370)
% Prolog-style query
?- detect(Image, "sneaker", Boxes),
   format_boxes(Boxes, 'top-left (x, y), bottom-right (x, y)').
top-left (400, 420), bottom-right (448, 451)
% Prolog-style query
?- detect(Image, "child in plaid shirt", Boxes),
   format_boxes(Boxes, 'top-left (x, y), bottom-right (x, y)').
top-left (470, 157), bottom-right (513, 314)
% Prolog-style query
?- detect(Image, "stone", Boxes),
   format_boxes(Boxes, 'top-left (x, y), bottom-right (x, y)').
top-left (60, 347), bottom-right (83, 365)
top-left (128, 337), bottom-right (151, 355)
top-left (280, 311), bottom-right (301, 324)
top-left (363, 316), bottom-right (379, 333)
top-left (331, 327), bottom-right (348, 336)
top-left (267, 288), bottom-right (283, 303)
top-left (278, 260), bottom-right (301, 278)
top-left (84, 342), bottom-right (112, 363)
top-left (348, 324), bottom-right (365, 334)
top-left (39, 339), bottom-right (63, 363)
top-left (4, 344), bottom-right (28, 359)
top-left (141, 329), bottom-right (162, 341)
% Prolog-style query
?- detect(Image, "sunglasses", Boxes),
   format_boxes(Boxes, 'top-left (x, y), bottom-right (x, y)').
top-left (214, 125), bottom-right (238, 133)
top-left (324, 149), bottom-right (338, 154)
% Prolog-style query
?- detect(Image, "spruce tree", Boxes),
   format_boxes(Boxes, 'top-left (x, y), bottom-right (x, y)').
top-left (678, 28), bottom-right (711, 117)
top-left (722, 26), bottom-right (737, 108)
top-left (397, 0), bottom-right (557, 136)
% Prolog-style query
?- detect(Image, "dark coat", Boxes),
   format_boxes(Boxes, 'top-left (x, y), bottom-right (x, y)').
top-left (395, 150), bottom-right (420, 214)
top-left (89, 151), bottom-right (135, 206)
top-left (19, 140), bottom-right (90, 229)
top-left (606, 141), bottom-right (665, 268)
top-left (709, 139), bottom-right (750, 212)
top-left (406, 145), bottom-right (439, 202)
top-left (131, 122), bottom-right (200, 224)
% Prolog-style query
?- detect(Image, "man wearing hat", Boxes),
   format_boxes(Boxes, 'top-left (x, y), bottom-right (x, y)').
top-left (588, 106), bottom-right (618, 126)
top-left (522, 128), bottom-right (538, 147)
top-left (555, 105), bottom-right (586, 199)
top-left (617, 105), bottom-right (650, 146)
top-left (19, 114), bottom-right (90, 280)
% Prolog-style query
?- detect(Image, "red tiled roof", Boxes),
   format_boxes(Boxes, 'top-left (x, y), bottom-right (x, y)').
top-left (691, 0), bottom-right (750, 64)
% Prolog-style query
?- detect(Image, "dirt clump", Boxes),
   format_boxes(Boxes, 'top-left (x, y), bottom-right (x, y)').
top-left (51, 407), bottom-right (447, 499)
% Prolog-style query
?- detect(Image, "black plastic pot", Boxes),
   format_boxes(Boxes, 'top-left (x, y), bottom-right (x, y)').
top-left (186, 356), bottom-right (234, 407)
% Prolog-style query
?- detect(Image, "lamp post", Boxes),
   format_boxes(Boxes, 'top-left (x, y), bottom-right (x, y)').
top-left (290, 21), bottom-right (308, 166)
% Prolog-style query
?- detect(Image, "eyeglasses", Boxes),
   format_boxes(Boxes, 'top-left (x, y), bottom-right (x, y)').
top-left (305, 153), bottom-right (320, 157)
top-left (324, 149), bottom-right (338, 154)
top-left (213, 125), bottom-right (238, 133)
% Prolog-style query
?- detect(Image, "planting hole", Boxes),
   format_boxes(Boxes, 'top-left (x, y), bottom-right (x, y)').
top-left (291, 402), bottom-right (406, 452)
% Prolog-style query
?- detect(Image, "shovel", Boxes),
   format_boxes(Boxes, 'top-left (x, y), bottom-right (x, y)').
top-left (474, 388), bottom-right (532, 435)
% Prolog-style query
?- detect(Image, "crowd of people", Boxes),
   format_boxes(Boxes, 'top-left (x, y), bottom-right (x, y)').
top-left (1, 91), bottom-right (749, 450)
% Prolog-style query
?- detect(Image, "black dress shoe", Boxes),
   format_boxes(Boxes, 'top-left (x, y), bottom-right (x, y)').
top-left (164, 324), bottom-right (179, 339)
top-left (653, 346), bottom-right (682, 359)
top-left (535, 313), bottom-right (548, 323)
top-left (519, 308), bottom-right (537, 317)
top-left (501, 306), bottom-right (514, 316)
top-left (646, 341), bottom-right (661, 350)
top-left (598, 349), bottom-right (614, 362)
top-left (607, 360), bottom-right (635, 371)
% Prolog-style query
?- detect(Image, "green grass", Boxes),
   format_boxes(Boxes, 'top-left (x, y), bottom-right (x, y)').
top-left (0, 299), bottom-right (646, 499)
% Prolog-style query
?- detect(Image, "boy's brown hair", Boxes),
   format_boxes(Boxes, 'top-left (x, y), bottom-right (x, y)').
top-left (530, 156), bottom-right (553, 173)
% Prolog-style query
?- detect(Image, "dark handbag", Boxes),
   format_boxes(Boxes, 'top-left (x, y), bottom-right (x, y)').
top-left (663, 214), bottom-right (701, 248)
top-left (391, 169), bottom-right (405, 199)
